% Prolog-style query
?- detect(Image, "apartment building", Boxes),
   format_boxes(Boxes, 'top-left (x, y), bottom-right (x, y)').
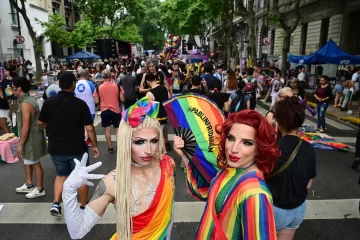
top-left (210, 0), bottom-right (360, 74)
top-left (51, 0), bottom-right (81, 57)
top-left (0, 0), bottom-right (52, 66)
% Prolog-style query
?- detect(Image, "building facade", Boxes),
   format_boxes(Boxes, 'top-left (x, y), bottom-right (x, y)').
top-left (210, 0), bottom-right (360, 75)
top-left (0, 0), bottom-right (80, 71)
top-left (51, 0), bottom-right (81, 57)
top-left (0, 0), bottom-right (52, 69)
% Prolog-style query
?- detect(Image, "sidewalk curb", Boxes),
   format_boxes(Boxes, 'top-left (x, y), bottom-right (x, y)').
top-left (257, 101), bottom-right (356, 153)
top-left (307, 101), bottom-right (360, 126)
top-left (257, 100), bottom-right (356, 130)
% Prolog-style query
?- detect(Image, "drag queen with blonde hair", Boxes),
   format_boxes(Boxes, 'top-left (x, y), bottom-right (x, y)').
top-left (62, 97), bottom-right (176, 240)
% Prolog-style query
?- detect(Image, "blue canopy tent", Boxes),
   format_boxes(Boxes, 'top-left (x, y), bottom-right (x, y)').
top-left (66, 50), bottom-right (101, 60)
top-left (289, 39), bottom-right (360, 65)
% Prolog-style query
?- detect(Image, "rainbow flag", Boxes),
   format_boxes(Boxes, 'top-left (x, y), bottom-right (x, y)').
top-left (300, 132), bottom-right (349, 151)
top-left (5, 87), bottom-right (13, 97)
top-left (163, 94), bottom-right (224, 183)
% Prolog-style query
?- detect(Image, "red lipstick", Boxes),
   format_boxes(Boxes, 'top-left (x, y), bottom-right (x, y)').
top-left (141, 156), bottom-right (153, 162)
top-left (229, 154), bottom-right (241, 162)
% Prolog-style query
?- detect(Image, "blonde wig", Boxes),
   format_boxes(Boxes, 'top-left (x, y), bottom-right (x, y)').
top-left (115, 116), bottom-right (165, 239)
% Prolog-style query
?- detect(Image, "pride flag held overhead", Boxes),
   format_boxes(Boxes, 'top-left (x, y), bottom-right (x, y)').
top-left (163, 94), bottom-right (224, 182)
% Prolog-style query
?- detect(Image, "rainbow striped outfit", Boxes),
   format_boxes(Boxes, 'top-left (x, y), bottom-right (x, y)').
top-left (185, 161), bottom-right (277, 240)
top-left (111, 155), bottom-right (175, 240)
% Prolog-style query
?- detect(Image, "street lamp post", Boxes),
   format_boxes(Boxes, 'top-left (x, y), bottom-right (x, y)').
top-left (15, 0), bottom-right (23, 58)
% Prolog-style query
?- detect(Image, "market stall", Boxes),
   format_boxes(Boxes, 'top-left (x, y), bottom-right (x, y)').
top-left (289, 39), bottom-right (360, 88)
top-left (0, 133), bottom-right (19, 163)
top-left (289, 39), bottom-right (360, 65)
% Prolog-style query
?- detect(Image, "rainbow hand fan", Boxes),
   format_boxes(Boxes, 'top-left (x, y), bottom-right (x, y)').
top-left (164, 94), bottom-right (225, 183)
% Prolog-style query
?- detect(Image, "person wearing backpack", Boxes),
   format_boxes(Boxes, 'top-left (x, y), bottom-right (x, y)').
top-left (243, 67), bottom-right (263, 109)
top-left (225, 80), bottom-right (250, 114)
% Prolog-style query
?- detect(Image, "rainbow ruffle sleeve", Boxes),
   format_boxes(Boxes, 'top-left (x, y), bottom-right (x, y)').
top-left (184, 161), bottom-right (210, 201)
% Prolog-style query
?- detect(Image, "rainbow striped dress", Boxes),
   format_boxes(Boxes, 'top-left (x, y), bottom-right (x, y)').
top-left (111, 155), bottom-right (175, 240)
top-left (185, 161), bottom-right (276, 240)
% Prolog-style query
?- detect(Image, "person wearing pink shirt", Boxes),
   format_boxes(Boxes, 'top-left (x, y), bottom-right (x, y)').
top-left (93, 69), bottom-right (125, 153)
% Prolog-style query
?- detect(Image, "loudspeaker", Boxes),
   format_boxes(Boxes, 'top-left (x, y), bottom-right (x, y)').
top-left (93, 39), bottom-right (116, 59)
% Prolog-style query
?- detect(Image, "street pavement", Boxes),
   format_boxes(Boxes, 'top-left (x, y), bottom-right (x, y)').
top-left (1, 103), bottom-right (360, 240)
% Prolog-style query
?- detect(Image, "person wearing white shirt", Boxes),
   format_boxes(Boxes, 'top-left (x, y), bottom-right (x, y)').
top-left (27, 62), bottom-right (34, 81)
top-left (297, 67), bottom-right (306, 90)
top-left (269, 73), bottom-right (285, 111)
top-left (75, 70), bottom-right (96, 146)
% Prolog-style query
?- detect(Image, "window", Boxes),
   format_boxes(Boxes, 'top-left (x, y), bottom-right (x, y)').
top-left (319, 18), bottom-right (329, 47)
top-left (13, 39), bottom-right (20, 57)
top-left (9, 0), bottom-right (17, 25)
top-left (300, 23), bottom-right (308, 55)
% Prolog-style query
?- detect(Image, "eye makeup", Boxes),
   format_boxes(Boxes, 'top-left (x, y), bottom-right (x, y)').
top-left (131, 137), bottom-right (159, 145)
top-left (226, 134), bottom-right (255, 145)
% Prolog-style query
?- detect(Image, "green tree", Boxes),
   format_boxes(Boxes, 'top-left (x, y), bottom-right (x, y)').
top-left (37, 14), bottom-right (70, 46)
top-left (221, 0), bottom-right (235, 69)
top-left (160, 0), bottom-right (221, 36)
top-left (10, 0), bottom-right (44, 81)
top-left (40, 14), bottom-right (143, 51)
top-left (138, 0), bottom-right (165, 51)
top-left (111, 24), bottom-right (143, 44)
top-left (69, 17), bottom-right (99, 49)
top-left (236, 0), bottom-right (256, 67)
top-left (75, 0), bottom-right (145, 36)
top-left (271, 0), bottom-right (301, 79)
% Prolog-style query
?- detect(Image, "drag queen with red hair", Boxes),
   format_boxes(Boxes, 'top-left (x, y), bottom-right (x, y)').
top-left (174, 110), bottom-right (280, 240)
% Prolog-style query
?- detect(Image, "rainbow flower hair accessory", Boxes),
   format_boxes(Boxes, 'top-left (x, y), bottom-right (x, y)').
top-left (122, 97), bottom-right (160, 128)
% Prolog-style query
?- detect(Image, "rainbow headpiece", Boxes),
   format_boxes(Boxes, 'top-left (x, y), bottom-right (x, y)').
top-left (122, 97), bottom-right (160, 128)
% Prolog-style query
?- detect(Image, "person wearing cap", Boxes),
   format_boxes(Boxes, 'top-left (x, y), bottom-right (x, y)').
top-left (13, 76), bottom-right (48, 199)
top-left (38, 71), bottom-right (99, 217)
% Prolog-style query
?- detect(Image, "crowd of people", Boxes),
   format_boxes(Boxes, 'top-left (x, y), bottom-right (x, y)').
top-left (7, 54), bottom-right (360, 240)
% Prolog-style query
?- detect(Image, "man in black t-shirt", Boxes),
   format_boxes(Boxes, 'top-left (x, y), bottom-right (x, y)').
top-left (145, 73), bottom-right (171, 150)
top-left (119, 66), bottom-right (138, 109)
top-left (38, 71), bottom-right (99, 217)
top-left (182, 76), bottom-right (205, 95)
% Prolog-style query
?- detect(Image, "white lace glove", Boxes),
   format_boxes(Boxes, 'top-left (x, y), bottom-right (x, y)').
top-left (63, 153), bottom-right (105, 239)
top-left (64, 153), bottom-right (105, 191)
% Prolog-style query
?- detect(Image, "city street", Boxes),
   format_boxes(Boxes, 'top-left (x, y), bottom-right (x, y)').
top-left (0, 103), bottom-right (360, 240)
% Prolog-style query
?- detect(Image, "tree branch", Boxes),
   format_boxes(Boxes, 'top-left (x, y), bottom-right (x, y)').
top-left (236, 0), bottom-right (249, 16)
top-left (274, 0), bottom-right (301, 34)
top-left (11, 0), bottom-right (37, 38)
top-left (289, 0), bottom-right (301, 33)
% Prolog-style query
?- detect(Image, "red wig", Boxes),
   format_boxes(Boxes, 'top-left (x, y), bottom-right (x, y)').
top-left (216, 110), bottom-right (281, 174)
